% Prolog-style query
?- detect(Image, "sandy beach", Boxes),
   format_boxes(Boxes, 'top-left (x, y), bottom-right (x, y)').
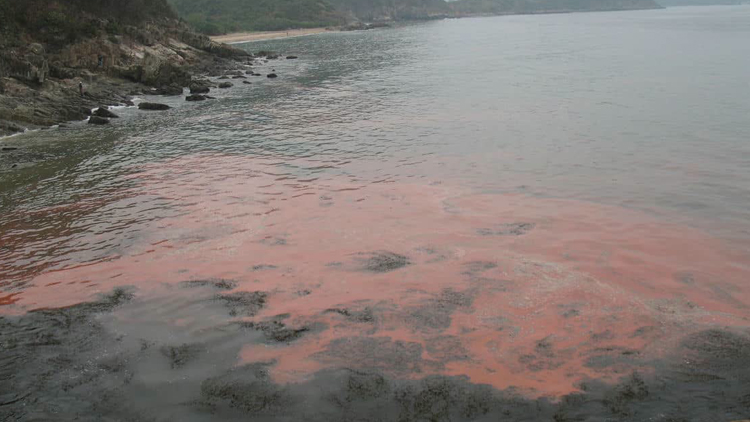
top-left (210, 27), bottom-right (335, 44)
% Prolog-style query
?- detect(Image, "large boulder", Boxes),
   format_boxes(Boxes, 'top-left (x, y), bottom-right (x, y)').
top-left (138, 102), bottom-right (171, 111)
top-left (88, 116), bottom-right (110, 125)
top-left (141, 54), bottom-right (191, 87)
top-left (189, 80), bottom-right (211, 94)
top-left (93, 107), bottom-right (119, 118)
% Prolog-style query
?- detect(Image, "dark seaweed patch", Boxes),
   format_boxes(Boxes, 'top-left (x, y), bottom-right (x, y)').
top-left (3, 290), bottom-right (750, 421)
top-left (160, 343), bottom-right (206, 368)
top-left (251, 264), bottom-right (278, 271)
top-left (406, 288), bottom-right (474, 332)
top-left (199, 363), bottom-right (291, 414)
top-left (215, 291), bottom-right (267, 317)
top-left (313, 336), bottom-right (438, 374)
top-left (181, 278), bottom-right (237, 290)
top-left (240, 319), bottom-right (313, 344)
top-left (477, 222), bottom-right (535, 236)
top-left (425, 336), bottom-right (471, 362)
top-left (325, 307), bottom-right (375, 323)
top-left (358, 251), bottom-right (411, 273)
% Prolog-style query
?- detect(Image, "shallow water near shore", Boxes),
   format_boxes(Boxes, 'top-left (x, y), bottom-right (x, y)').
top-left (2, 6), bottom-right (750, 421)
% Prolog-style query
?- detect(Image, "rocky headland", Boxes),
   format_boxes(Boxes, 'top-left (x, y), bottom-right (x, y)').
top-left (0, 0), bottom-right (253, 137)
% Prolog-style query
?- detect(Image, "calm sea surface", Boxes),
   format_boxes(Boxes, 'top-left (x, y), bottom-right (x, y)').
top-left (1, 5), bottom-right (750, 413)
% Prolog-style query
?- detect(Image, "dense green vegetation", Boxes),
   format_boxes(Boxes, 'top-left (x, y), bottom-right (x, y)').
top-left (167, 0), bottom-right (662, 35)
top-left (0, 0), bottom-right (175, 47)
top-left (168, 0), bottom-right (346, 34)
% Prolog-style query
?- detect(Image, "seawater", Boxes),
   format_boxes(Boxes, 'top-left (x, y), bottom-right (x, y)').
top-left (1, 5), bottom-right (750, 408)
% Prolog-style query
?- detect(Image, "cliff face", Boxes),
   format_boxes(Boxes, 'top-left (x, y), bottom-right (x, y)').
top-left (0, 0), bottom-right (247, 134)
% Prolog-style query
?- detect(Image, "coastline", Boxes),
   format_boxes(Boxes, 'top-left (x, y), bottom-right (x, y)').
top-left (210, 27), bottom-right (336, 44)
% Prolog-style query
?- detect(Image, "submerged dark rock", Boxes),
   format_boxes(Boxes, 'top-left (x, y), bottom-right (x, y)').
top-left (189, 81), bottom-right (211, 94)
top-left (88, 116), bottom-right (110, 125)
top-left (286, 55), bottom-right (298, 60)
top-left (186, 94), bottom-right (208, 101)
top-left (138, 102), bottom-right (170, 111)
top-left (218, 82), bottom-right (233, 88)
top-left (93, 107), bottom-right (119, 118)
top-left (266, 73), bottom-right (278, 79)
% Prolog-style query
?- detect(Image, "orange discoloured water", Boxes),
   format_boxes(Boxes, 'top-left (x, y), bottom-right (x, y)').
top-left (2, 153), bottom-right (749, 395)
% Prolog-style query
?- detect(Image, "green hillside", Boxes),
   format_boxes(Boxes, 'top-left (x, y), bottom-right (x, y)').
top-left (0, 0), bottom-right (176, 47)
top-left (166, 0), bottom-right (663, 35)
top-left (168, 0), bottom-right (347, 34)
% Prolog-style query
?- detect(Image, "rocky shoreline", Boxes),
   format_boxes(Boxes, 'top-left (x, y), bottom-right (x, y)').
top-left (0, 15), bottom-right (257, 138)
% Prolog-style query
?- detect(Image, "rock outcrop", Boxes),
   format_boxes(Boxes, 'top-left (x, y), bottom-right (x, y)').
top-left (0, 0), bottom-right (249, 134)
top-left (138, 102), bottom-right (171, 110)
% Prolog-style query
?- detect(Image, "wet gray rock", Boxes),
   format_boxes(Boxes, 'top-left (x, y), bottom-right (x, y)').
top-left (88, 116), bottom-right (110, 125)
top-left (242, 81), bottom-right (252, 85)
top-left (189, 80), bottom-right (211, 94)
top-left (138, 102), bottom-right (170, 111)
top-left (232, 75), bottom-right (247, 79)
top-left (218, 82), bottom-right (233, 89)
top-left (93, 107), bottom-right (119, 118)
top-left (0, 120), bottom-right (25, 136)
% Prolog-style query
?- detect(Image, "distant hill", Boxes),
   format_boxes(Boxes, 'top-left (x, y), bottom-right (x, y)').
top-left (451, 0), bottom-right (662, 16)
top-left (657, 0), bottom-right (746, 5)
top-left (167, 0), bottom-right (663, 35)
top-left (326, 0), bottom-right (453, 22)
top-left (167, 0), bottom-right (347, 34)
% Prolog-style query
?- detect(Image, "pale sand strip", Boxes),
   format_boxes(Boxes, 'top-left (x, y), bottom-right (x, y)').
top-left (210, 27), bottom-right (336, 44)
